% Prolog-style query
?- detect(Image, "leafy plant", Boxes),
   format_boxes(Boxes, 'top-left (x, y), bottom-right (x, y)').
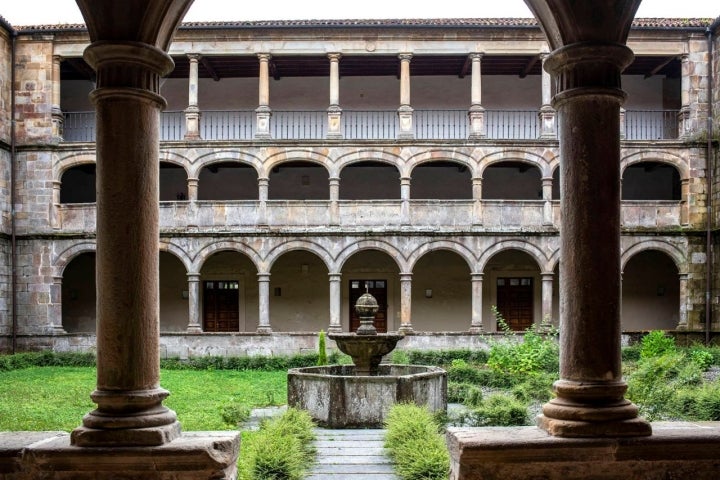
top-left (640, 330), bottom-right (676, 359)
top-left (470, 394), bottom-right (529, 427)
top-left (220, 403), bottom-right (250, 427)
top-left (317, 330), bottom-right (327, 366)
top-left (688, 345), bottom-right (714, 371)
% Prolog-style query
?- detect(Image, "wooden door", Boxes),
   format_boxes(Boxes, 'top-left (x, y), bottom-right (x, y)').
top-left (496, 277), bottom-right (533, 331)
top-left (349, 279), bottom-right (388, 333)
top-left (203, 280), bottom-right (240, 332)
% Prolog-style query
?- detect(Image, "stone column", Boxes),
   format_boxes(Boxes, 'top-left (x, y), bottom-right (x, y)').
top-left (619, 107), bottom-right (626, 140)
top-left (328, 273), bottom-right (342, 333)
top-left (184, 53), bottom-right (201, 140)
top-left (398, 273), bottom-right (413, 333)
top-left (186, 273), bottom-right (202, 333)
top-left (397, 53), bottom-right (414, 139)
top-left (468, 53), bottom-right (486, 139)
top-left (257, 272), bottom-right (272, 333)
top-left (538, 52), bottom-right (557, 138)
top-left (70, 42), bottom-right (181, 447)
top-left (680, 178), bottom-right (690, 225)
top-left (51, 180), bottom-right (61, 229)
top-left (538, 43), bottom-right (651, 437)
top-left (258, 177), bottom-right (269, 226)
top-left (187, 177), bottom-right (198, 202)
top-left (469, 273), bottom-right (483, 333)
top-left (49, 275), bottom-right (66, 334)
top-left (542, 177), bottom-right (553, 225)
top-left (51, 54), bottom-right (64, 140)
top-left (541, 272), bottom-right (553, 324)
top-left (255, 53), bottom-right (272, 139)
top-left (327, 53), bottom-right (343, 139)
top-left (400, 176), bottom-right (411, 225)
top-left (678, 53), bottom-right (690, 138)
top-left (472, 176), bottom-right (483, 225)
top-left (677, 273), bottom-right (689, 330)
top-left (329, 176), bottom-right (340, 225)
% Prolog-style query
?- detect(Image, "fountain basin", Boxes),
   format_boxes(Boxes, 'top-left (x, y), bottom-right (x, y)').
top-left (287, 364), bottom-right (447, 428)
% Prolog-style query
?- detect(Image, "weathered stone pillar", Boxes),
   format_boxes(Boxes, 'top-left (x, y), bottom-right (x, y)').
top-left (184, 53), bottom-right (201, 140)
top-left (677, 272), bottom-right (689, 330)
top-left (472, 176), bottom-right (483, 225)
top-left (397, 53), bottom-right (414, 139)
top-left (258, 177), bottom-right (269, 226)
top-left (398, 273), bottom-right (413, 333)
top-left (257, 272), bottom-right (272, 333)
top-left (327, 53), bottom-right (343, 139)
top-left (619, 107), bottom-right (626, 140)
top-left (468, 53), bottom-right (486, 139)
top-left (329, 176), bottom-right (340, 225)
top-left (51, 54), bottom-right (64, 140)
top-left (186, 273), bottom-right (202, 333)
top-left (469, 273), bottom-right (483, 333)
top-left (678, 53), bottom-right (691, 138)
top-left (680, 178), bottom-right (690, 225)
top-left (70, 42), bottom-right (181, 447)
top-left (328, 273), bottom-right (342, 333)
top-left (538, 52), bottom-right (557, 138)
top-left (537, 43), bottom-right (651, 437)
top-left (542, 176), bottom-right (553, 225)
top-left (541, 272), bottom-right (553, 324)
top-left (51, 180), bottom-right (61, 229)
top-left (187, 177), bottom-right (198, 201)
top-left (49, 275), bottom-right (66, 334)
top-left (255, 53), bottom-right (272, 139)
top-left (400, 176), bottom-right (411, 225)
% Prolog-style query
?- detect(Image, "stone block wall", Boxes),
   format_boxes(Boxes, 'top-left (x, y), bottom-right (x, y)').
top-left (686, 35), bottom-right (711, 137)
top-left (13, 149), bottom-right (53, 233)
top-left (14, 238), bottom-right (57, 335)
top-left (13, 35), bottom-right (54, 146)
top-left (0, 238), bottom-right (10, 336)
top-left (0, 26), bottom-right (12, 145)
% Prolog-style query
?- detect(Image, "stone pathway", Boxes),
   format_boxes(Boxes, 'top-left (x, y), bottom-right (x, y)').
top-left (306, 429), bottom-right (399, 480)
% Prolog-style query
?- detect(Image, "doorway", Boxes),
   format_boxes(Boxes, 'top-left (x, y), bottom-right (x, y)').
top-left (203, 280), bottom-right (240, 332)
top-left (496, 277), bottom-right (533, 331)
top-left (349, 279), bottom-right (388, 333)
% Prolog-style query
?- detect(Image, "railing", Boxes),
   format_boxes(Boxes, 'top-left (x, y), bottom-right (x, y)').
top-left (62, 109), bottom-right (681, 142)
top-left (343, 111), bottom-right (398, 139)
top-left (485, 110), bottom-right (539, 139)
top-left (624, 110), bottom-right (679, 140)
top-left (415, 110), bottom-right (467, 139)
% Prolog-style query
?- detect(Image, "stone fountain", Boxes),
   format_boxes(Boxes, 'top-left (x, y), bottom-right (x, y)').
top-left (288, 290), bottom-right (447, 428)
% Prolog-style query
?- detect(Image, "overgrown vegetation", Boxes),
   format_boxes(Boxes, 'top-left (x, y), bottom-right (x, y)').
top-left (384, 404), bottom-right (450, 480)
top-left (238, 408), bottom-right (316, 480)
top-left (317, 330), bottom-right (328, 366)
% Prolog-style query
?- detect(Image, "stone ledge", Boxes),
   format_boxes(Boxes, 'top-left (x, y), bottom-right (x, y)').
top-left (0, 431), bottom-right (239, 479)
top-left (447, 422), bottom-right (720, 480)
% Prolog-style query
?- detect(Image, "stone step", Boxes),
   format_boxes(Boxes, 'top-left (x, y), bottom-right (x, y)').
top-left (308, 428), bottom-right (399, 479)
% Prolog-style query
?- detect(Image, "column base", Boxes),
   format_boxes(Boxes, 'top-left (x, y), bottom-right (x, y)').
top-left (183, 133), bottom-right (202, 140)
top-left (467, 134), bottom-right (486, 140)
top-left (397, 133), bottom-right (415, 140)
top-left (398, 324), bottom-right (414, 334)
top-left (254, 133), bottom-right (272, 139)
top-left (186, 325), bottom-right (203, 334)
top-left (537, 414), bottom-right (652, 438)
top-left (468, 326), bottom-right (484, 334)
top-left (326, 132), bottom-right (343, 139)
top-left (326, 325), bottom-right (343, 334)
top-left (71, 421), bottom-right (182, 447)
top-left (256, 326), bottom-right (273, 334)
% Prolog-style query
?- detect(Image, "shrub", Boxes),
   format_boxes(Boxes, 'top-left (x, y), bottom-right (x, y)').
top-left (688, 345), bottom-right (714, 371)
top-left (238, 408), bottom-right (316, 480)
top-left (384, 404), bottom-right (449, 480)
top-left (486, 329), bottom-right (559, 376)
top-left (405, 349), bottom-right (488, 366)
top-left (511, 372), bottom-right (556, 403)
top-left (317, 330), bottom-right (327, 366)
top-left (220, 403), bottom-right (250, 427)
top-left (622, 345), bottom-right (642, 362)
top-left (0, 352), bottom-right (96, 371)
top-left (470, 394), bottom-right (529, 427)
top-left (640, 331), bottom-right (676, 359)
top-left (391, 349), bottom-right (410, 364)
top-left (674, 383), bottom-right (720, 421)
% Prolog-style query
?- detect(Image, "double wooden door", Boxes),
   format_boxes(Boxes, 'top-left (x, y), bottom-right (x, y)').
top-left (496, 277), bottom-right (533, 331)
top-left (203, 280), bottom-right (240, 332)
top-left (349, 279), bottom-right (388, 333)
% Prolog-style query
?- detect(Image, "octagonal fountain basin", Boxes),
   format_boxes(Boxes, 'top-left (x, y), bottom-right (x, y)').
top-left (287, 364), bottom-right (447, 428)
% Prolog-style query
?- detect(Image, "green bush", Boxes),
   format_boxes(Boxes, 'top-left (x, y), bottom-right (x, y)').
top-left (384, 404), bottom-right (449, 480)
top-left (317, 330), bottom-right (327, 366)
top-left (405, 349), bottom-right (489, 366)
top-left (486, 329), bottom-right (559, 376)
top-left (238, 408), bottom-right (316, 480)
top-left (470, 394), bottom-right (529, 427)
top-left (622, 345), bottom-right (642, 362)
top-left (0, 352), bottom-right (96, 371)
top-left (674, 383), bottom-right (720, 421)
top-left (511, 372), bottom-right (556, 403)
top-left (640, 331), bottom-right (676, 359)
top-left (688, 345), bottom-right (714, 371)
top-left (160, 353), bottom-right (321, 371)
top-left (391, 349), bottom-right (410, 364)
top-left (220, 403), bottom-right (250, 427)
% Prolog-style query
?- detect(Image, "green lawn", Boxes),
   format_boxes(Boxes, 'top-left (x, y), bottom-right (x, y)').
top-left (0, 367), bottom-right (287, 431)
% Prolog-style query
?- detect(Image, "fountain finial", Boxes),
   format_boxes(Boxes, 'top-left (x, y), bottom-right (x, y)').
top-left (355, 290), bottom-right (379, 335)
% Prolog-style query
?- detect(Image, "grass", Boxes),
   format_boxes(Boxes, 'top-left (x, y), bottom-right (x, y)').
top-left (0, 366), bottom-right (286, 431)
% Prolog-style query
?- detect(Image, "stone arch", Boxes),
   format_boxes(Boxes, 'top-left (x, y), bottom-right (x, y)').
top-left (335, 149), bottom-right (405, 178)
top-left (547, 247), bottom-right (561, 274)
top-left (621, 240), bottom-right (687, 273)
top-left (334, 240), bottom-right (407, 273)
top-left (159, 241), bottom-right (192, 272)
top-left (263, 240), bottom-right (334, 272)
top-left (158, 150), bottom-right (191, 171)
top-left (621, 150), bottom-right (689, 180)
top-left (406, 149), bottom-right (477, 177)
top-left (263, 149), bottom-right (332, 178)
top-left (54, 241), bottom-right (97, 275)
top-left (192, 150), bottom-right (263, 179)
top-left (478, 149), bottom-right (553, 178)
top-left (55, 152), bottom-right (97, 180)
top-left (407, 240), bottom-right (477, 272)
top-left (193, 240), bottom-right (261, 273)
top-left (478, 239), bottom-right (547, 271)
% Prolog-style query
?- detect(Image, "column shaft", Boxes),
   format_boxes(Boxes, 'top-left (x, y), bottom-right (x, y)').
top-left (51, 55), bottom-right (64, 138)
top-left (541, 273), bottom-right (553, 324)
top-left (329, 177), bottom-right (340, 225)
top-left (186, 273), bottom-right (201, 333)
top-left (400, 177), bottom-right (411, 225)
top-left (257, 273), bottom-right (272, 333)
top-left (327, 53), bottom-right (343, 139)
top-left (258, 177), bottom-right (269, 226)
top-left (255, 54), bottom-right (272, 138)
top-left (399, 273), bottom-right (413, 333)
top-left (184, 54), bottom-right (201, 140)
top-left (397, 53), bottom-right (414, 138)
top-left (468, 53), bottom-right (486, 139)
top-left (328, 273), bottom-right (342, 333)
top-left (542, 177), bottom-right (553, 225)
top-left (469, 273), bottom-right (483, 333)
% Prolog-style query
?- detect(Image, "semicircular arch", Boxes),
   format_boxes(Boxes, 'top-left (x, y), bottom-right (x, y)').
top-left (479, 150), bottom-right (551, 178)
top-left (335, 240), bottom-right (407, 273)
top-left (193, 240), bottom-right (261, 273)
top-left (406, 149), bottom-right (477, 178)
top-left (621, 240), bottom-right (687, 273)
top-left (54, 241), bottom-right (97, 275)
top-left (192, 150), bottom-right (263, 179)
top-left (407, 240), bottom-right (477, 272)
top-left (621, 150), bottom-right (688, 179)
top-left (264, 240), bottom-right (333, 272)
top-left (336, 149), bottom-right (404, 177)
top-left (478, 240), bottom-right (547, 272)
top-left (264, 150), bottom-right (332, 178)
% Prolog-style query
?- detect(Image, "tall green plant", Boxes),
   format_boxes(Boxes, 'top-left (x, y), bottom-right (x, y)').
top-left (317, 330), bottom-right (328, 366)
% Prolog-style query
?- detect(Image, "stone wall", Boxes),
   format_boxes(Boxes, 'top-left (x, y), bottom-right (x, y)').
top-left (686, 34), bottom-right (711, 137)
top-left (14, 36), bottom-right (54, 145)
top-left (0, 26), bottom-right (11, 145)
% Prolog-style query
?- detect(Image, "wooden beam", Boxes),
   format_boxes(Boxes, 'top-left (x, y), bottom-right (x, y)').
top-left (519, 54), bottom-right (539, 78)
top-left (459, 55), bottom-right (472, 78)
top-left (269, 59), bottom-right (280, 80)
top-left (644, 56), bottom-right (678, 79)
top-left (199, 56), bottom-right (220, 81)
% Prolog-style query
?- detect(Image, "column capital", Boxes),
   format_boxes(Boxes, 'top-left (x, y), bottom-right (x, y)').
top-left (541, 271), bottom-right (555, 280)
top-left (678, 272), bottom-right (689, 280)
top-left (257, 52), bottom-right (272, 61)
top-left (399, 272), bottom-right (413, 281)
top-left (328, 176), bottom-right (340, 185)
top-left (187, 272), bottom-right (201, 281)
top-left (187, 53), bottom-right (201, 61)
top-left (468, 52), bottom-right (484, 61)
top-left (187, 177), bottom-right (199, 185)
top-left (400, 176), bottom-right (411, 185)
top-left (53, 54), bottom-right (63, 63)
top-left (84, 41), bottom-right (174, 93)
top-left (398, 52), bottom-right (413, 61)
top-left (328, 272), bottom-right (342, 281)
top-left (258, 177), bottom-right (269, 186)
top-left (327, 52), bottom-right (342, 61)
top-left (470, 272), bottom-right (484, 281)
top-left (257, 272), bottom-right (271, 281)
